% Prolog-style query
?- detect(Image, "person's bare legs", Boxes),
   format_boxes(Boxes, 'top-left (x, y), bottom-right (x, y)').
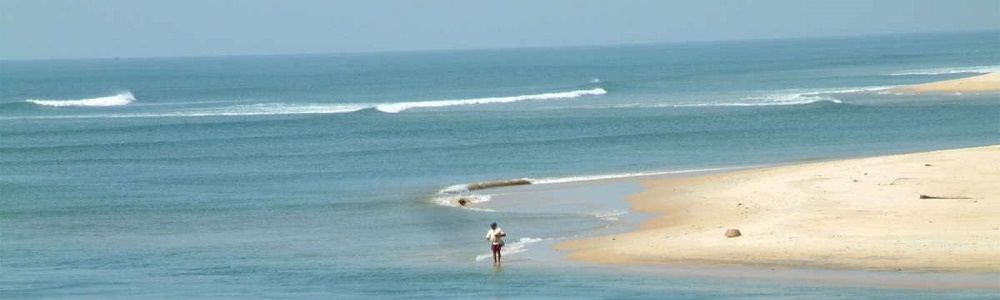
top-left (491, 245), bottom-right (501, 263)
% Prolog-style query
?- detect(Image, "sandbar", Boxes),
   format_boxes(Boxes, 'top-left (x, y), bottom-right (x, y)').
top-left (891, 72), bottom-right (1000, 93)
top-left (555, 145), bottom-right (1000, 273)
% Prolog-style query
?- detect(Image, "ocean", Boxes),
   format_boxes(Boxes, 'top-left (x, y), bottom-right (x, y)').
top-left (1, 31), bottom-right (998, 299)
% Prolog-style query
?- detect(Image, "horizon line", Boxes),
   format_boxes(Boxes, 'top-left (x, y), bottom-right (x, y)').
top-left (2, 29), bottom-right (995, 63)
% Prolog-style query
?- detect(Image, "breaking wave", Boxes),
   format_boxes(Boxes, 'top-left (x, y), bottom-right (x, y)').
top-left (375, 88), bottom-right (607, 113)
top-left (671, 97), bottom-right (839, 108)
top-left (645, 86), bottom-right (893, 108)
top-left (156, 103), bottom-right (369, 117)
top-left (4, 103), bottom-right (369, 120)
top-left (12, 88), bottom-right (607, 119)
top-left (671, 91), bottom-right (844, 108)
top-left (26, 92), bottom-right (136, 107)
top-left (889, 66), bottom-right (999, 76)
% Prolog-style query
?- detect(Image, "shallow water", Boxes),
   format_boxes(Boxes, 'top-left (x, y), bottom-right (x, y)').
top-left (2, 31), bottom-right (998, 298)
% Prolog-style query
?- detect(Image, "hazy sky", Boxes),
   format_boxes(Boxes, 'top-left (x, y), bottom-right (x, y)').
top-left (1, 0), bottom-right (997, 60)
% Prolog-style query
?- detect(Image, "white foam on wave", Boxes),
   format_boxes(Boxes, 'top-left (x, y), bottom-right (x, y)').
top-left (889, 65), bottom-right (999, 76)
top-left (437, 178), bottom-right (532, 195)
top-left (435, 167), bottom-right (736, 198)
top-left (432, 194), bottom-right (495, 212)
top-left (671, 92), bottom-right (841, 108)
top-left (529, 167), bottom-right (734, 185)
top-left (431, 167), bottom-right (741, 211)
top-left (26, 92), bottom-right (136, 107)
top-left (475, 237), bottom-right (545, 261)
top-left (589, 210), bottom-right (629, 222)
top-left (822, 86), bottom-right (896, 94)
top-left (439, 183), bottom-right (474, 195)
top-left (662, 86), bottom-right (898, 108)
top-left (11, 103), bottom-right (369, 120)
top-left (175, 103), bottom-right (369, 117)
top-left (375, 88), bottom-right (607, 113)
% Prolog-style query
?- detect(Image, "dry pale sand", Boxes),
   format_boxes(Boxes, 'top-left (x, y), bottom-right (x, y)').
top-left (555, 145), bottom-right (1000, 272)
top-left (891, 72), bottom-right (1000, 93)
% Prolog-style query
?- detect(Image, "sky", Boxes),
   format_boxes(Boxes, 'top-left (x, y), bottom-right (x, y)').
top-left (1, 0), bottom-right (998, 60)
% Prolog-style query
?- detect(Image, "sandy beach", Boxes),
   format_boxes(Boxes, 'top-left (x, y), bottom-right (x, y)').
top-left (555, 145), bottom-right (1000, 272)
top-left (891, 72), bottom-right (1000, 93)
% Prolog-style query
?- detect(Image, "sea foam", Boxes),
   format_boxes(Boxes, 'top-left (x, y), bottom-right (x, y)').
top-left (432, 194), bottom-right (495, 212)
top-left (432, 167), bottom-right (740, 210)
top-left (670, 92), bottom-right (841, 108)
top-left (173, 103), bottom-right (369, 117)
top-left (26, 92), bottom-right (136, 107)
top-left (658, 86), bottom-right (896, 108)
top-left (438, 167), bottom-right (737, 195)
top-left (589, 210), bottom-right (629, 222)
top-left (474, 237), bottom-right (545, 261)
top-left (528, 167), bottom-right (736, 185)
top-left (375, 88), bottom-right (607, 113)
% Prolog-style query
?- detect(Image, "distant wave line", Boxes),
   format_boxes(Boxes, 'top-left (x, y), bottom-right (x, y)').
top-left (176, 103), bottom-right (370, 117)
top-left (666, 98), bottom-right (841, 108)
top-left (26, 92), bottom-right (135, 107)
top-left (889, 65), bottom-right (999, 76)
top-left (652, 86), bottom-right (895, 108)
top-left (375, 88), bottom-right (607, 113)
top-left (0, 103), bottom-right (369, 120)
top-left (11, 88), bottom-right (607, 119)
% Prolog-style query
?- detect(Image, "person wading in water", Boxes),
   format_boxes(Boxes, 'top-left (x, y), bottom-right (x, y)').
top-left (485, 222), bottom-right (506, 263)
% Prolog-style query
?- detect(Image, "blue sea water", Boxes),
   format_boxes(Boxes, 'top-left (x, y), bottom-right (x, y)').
top-left (1, 31), bottom-right (998, 298)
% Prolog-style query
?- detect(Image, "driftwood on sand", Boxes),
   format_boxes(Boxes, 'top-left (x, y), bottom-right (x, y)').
top-left (919, 194), bottom-right (971, 199)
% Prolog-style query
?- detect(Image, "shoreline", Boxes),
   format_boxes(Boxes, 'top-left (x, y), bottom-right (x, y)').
top-left (553, 145), bottom-right (1000, 275)
top-left (890, 72), bottom-right (1000, 93)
